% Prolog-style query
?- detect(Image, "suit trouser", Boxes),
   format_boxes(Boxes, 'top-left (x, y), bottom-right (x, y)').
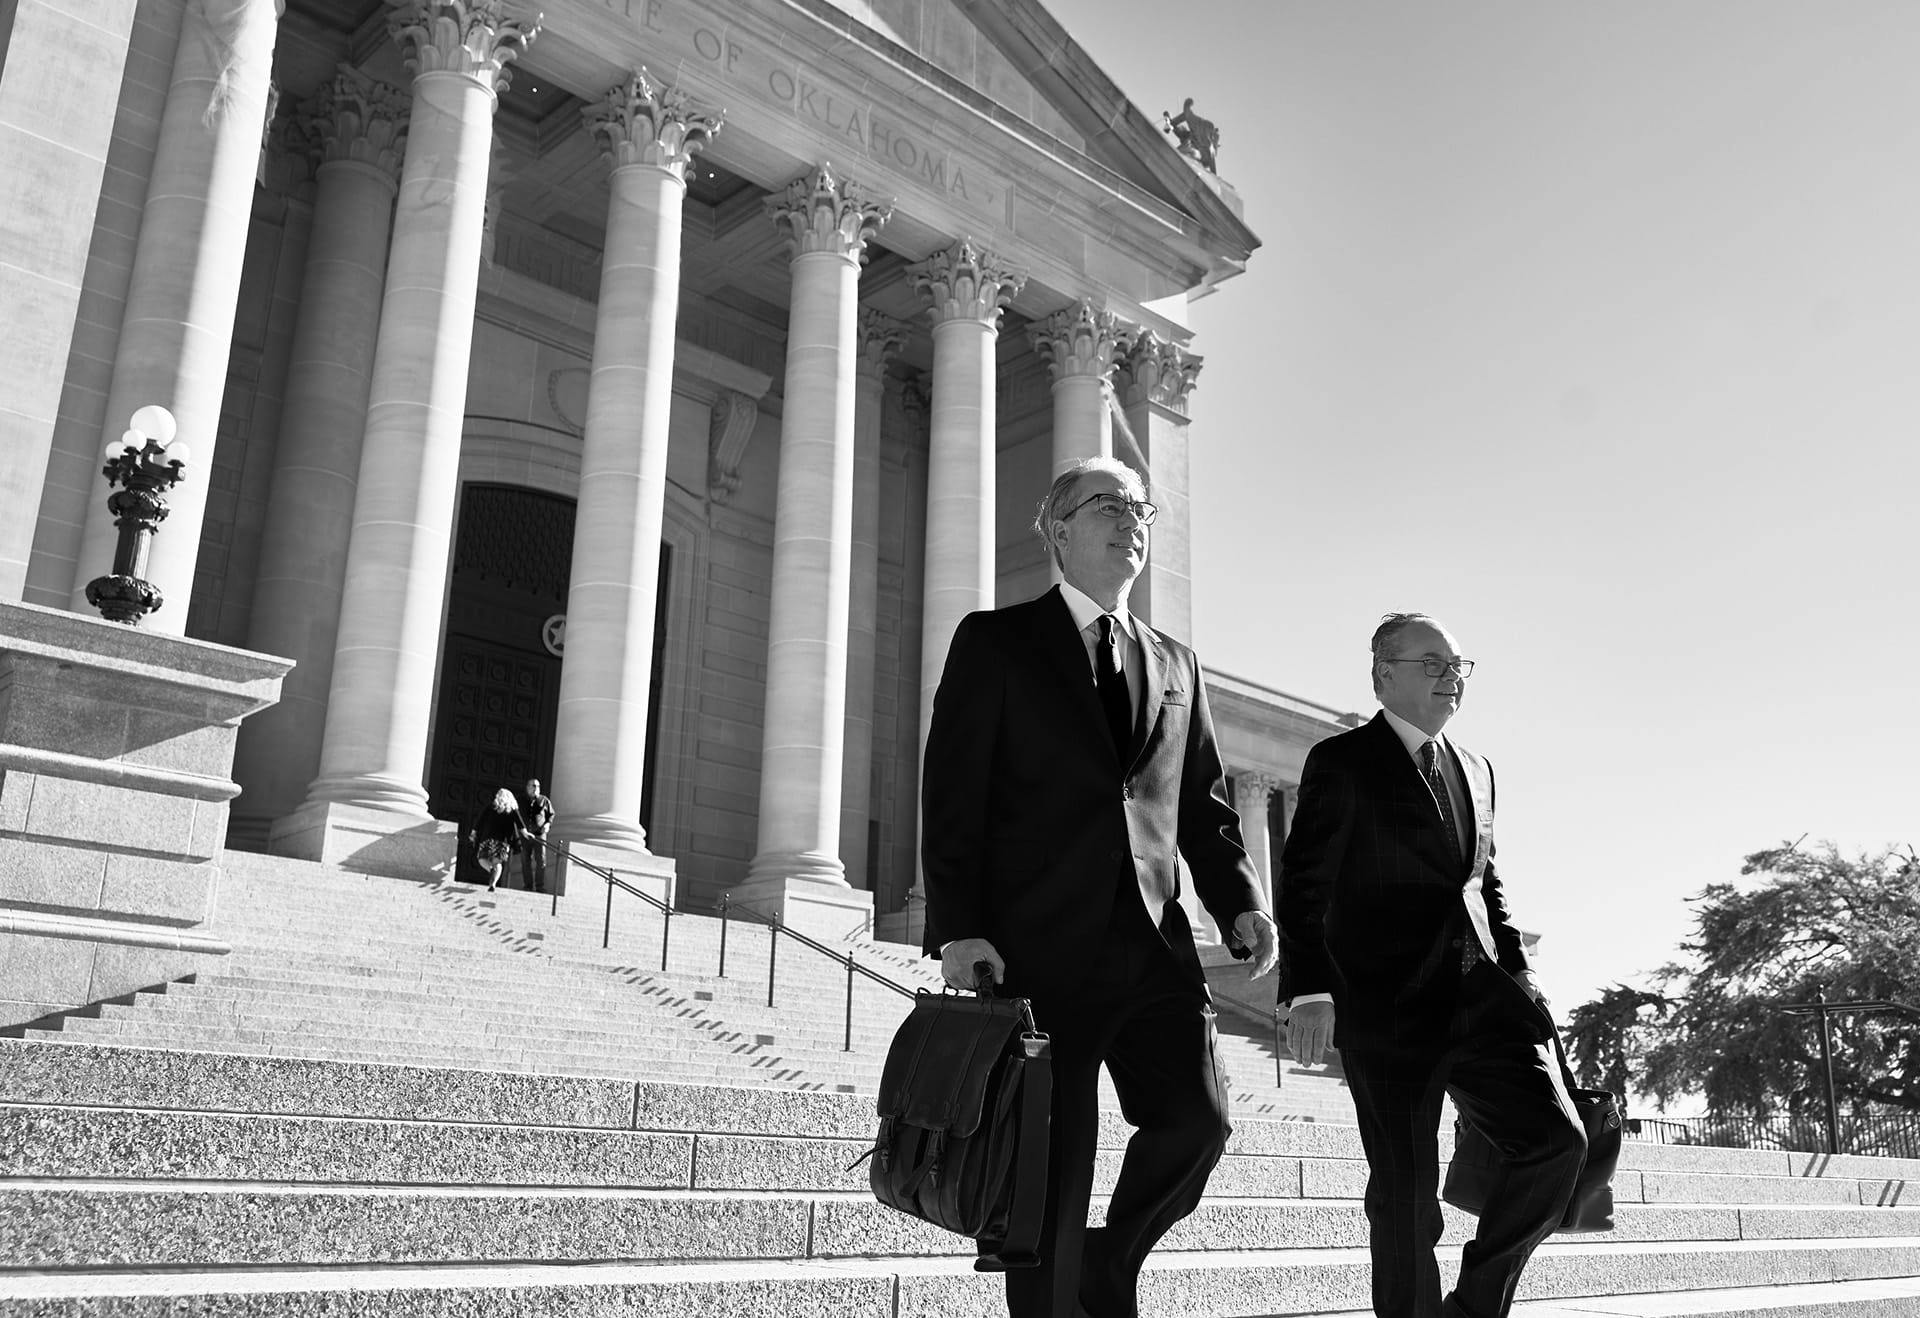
top-left (1340, 962), bottom-right (1586, 1318)
top-left (520, 836), bottom-right (547, 891)
top-left (1001, 901), bottom-right (1231, 1318)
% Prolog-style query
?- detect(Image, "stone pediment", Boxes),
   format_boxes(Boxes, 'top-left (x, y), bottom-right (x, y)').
top-left (803, 0), bottom-right (1256, 256)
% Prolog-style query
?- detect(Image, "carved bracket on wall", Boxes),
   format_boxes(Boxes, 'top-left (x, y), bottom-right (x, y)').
top-left (708, 390), bottom-right (759, 504)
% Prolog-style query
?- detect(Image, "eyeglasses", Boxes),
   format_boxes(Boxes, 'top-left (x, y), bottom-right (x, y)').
top-left (1061, 492), bottom-right (1158, 525)
top-left (1381, 657), bottom-right (1475, 678)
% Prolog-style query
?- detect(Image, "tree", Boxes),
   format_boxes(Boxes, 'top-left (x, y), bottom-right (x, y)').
top-left (1566, 841), bottom-right (1920, 1118)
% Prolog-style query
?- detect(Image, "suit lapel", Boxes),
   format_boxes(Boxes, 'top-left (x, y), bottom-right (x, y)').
top-left (1365, 713), bottom-right (1465, 877)
top-left (1033, 587), bottom-right (1109, 736)
top-left (1450, 740), bottom-right (1494, 882)
top-left (1131, 621), bottom-right (1168, 768)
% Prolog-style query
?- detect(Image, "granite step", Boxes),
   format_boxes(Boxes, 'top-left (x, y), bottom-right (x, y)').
top-left (11, 1182), bottom-right (1916, 1271)
top-left (6, 1243), bottom-right (1920, 1318)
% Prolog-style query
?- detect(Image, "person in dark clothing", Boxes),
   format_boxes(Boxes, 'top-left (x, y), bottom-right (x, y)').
top-left (468, 788), bottom-right (525, 894)
top-left (518, 778), bottom-right (555, 892)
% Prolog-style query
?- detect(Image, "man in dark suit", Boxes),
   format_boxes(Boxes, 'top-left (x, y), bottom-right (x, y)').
top-left (1277, 613), bottom-right (1585, 1318)
top-left (922, 456), bottom-right (1278, 1318)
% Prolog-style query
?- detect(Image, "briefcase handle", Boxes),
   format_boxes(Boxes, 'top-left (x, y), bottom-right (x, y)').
top-left (970, 959), bottom-right (1045, 1038)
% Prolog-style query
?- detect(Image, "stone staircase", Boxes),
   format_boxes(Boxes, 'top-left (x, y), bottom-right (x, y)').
top-left (7, 849), bottom-right (1358, 1119)
top-left (4, 852), bottom-right (1919, 1315)
top-left (3, 1037), bottom-right (1920, 1315)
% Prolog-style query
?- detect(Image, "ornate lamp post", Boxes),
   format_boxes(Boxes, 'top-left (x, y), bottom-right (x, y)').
top-left (85, 405), bottom-right (192, 625)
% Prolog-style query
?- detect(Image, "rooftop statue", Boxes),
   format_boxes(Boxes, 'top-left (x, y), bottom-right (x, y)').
top-left (1163, 97), bottom-right (1220, 174)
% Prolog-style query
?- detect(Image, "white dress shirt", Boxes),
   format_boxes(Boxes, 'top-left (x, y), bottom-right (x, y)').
top-left (1058, 579), bottom-right (1142, 718)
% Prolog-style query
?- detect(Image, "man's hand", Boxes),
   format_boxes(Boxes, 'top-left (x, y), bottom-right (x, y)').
top-left (1232, 910), bottom-right (1280, 980)
top-left (1515, 969), bottom-right (1550, 1010)
top-left (1286, 1000), bottom-right (1335, 1066)
top-left (940, 937), bottom-right (1005, 990)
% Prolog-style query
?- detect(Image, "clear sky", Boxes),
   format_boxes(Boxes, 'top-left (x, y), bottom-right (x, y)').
top-left (1048, 0), bottom-right (1920, 1021)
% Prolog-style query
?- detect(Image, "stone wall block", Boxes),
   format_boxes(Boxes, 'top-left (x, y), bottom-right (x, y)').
top-left (22, 777), bottom-right (202, 859)
top-left (100, 851), bottom-right (218, 926)
top-left (0, 837), bottom-right (108, 911)
top-left (0, 933), bottom-right (94, 1014)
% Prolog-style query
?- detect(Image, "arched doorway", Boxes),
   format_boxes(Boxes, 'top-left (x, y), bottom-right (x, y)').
top-left (426, 484), bottom-right (575, 831)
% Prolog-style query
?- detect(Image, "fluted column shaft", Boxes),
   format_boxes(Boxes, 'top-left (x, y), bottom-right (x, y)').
top-left (1031, 300), bottom-right (1126, 479)
top-left (913, 241), bottom-right (1025, 793)
top-left (552, 71), bottom-right (719, 852)
top-left (303, 0), bottom-right (534, 817)
top-left (748, 168), bottom-right (892, 887)
top-left (67, 0), bottom-right (281, 629)
top-left (840, 311), bottom-right (905, 889)
top-left (234, 69), bottom-right (407, 835)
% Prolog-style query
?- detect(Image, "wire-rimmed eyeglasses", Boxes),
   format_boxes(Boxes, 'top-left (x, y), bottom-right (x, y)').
top-left (1061, 492), bottom-right (1158, 525)
top-left (1381, 657), bottom-right (1475, 678)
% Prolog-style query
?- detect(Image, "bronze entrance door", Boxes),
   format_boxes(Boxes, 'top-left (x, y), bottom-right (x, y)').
top-left (427, 485), bottom-right (574, 879)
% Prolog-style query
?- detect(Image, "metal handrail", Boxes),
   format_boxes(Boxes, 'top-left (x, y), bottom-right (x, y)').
top-left (530, 837), bottom-right (916, 1051)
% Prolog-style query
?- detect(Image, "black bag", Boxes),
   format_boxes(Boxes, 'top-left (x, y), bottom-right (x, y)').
top-left (1442, 1026), bottom-right (1624, 1234)
top-left (864, 973), bottom-right (1053, 1271)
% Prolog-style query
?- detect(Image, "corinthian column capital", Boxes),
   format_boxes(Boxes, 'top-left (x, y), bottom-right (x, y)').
top-left (858, 307), bottom-right (909, 377)
top-left (297, 66), bottom-right (410, 183)
top-left (1118, 330), bottom-right (1203, 408)
top-left (767, 164), bottom-right (892, 262)
top-left (583, 68), bottom-right (722, 178)
top-left (386, 0), bottom-right (539, 95)
top-left (912, 238), bottom-right (1025, 327)
top-left (1234, 771), bottom-right (1280, 809)
top-left (1030, 299), bottom-right (1129, 382)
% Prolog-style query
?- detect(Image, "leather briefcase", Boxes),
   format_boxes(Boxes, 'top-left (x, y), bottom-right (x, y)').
top-left (1442, 1026), bottom-right (1624, 1234)
top-left (863, 972), bottom-right (1053, 1270)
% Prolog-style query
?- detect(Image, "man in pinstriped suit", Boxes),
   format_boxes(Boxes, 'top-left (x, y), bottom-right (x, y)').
top-left (1276, 612), bottom-right (1585, 1318)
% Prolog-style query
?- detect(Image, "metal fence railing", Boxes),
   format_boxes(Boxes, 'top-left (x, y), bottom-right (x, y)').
top-left (1626, 1110), bottom-right (1920, 1159)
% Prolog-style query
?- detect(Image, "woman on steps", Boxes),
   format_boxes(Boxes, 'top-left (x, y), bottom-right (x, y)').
top-left (468, 788), bottom-right (527, 893)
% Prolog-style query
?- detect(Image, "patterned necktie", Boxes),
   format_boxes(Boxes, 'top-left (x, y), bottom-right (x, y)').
top-left (1423, 739), bottom-right (1482, 972)
top-left (1421, 739), bottom-right (1463, 863)
top-left (1096, 614), bottom-right (1133, 761)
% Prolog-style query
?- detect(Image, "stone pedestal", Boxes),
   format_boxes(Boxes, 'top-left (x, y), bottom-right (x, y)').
top-left (0, 601), bottom-right (290, 1028)
top-left (550, 841), bottom-right (675, 907)
top-left (727, 874), bottom-right (874, 944)
top-left (266, 799), bottom-right (455, 879)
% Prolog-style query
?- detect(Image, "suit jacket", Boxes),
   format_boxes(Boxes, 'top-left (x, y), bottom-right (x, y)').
top-left (1276, 711), bottom-right (1531, 1052)
top-left (920, 586), bottom-right (1264, 1003)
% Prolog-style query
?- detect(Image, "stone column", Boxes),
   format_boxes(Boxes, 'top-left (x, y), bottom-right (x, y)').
top-left (66, 0), bottom-right (281, 631)
top-left (0, 0), bottom-right (141, 600)
top-left (895, 240), bottom-right (1025, 929)
top-left (840, 308), bottom-right (906, 891)
top-left (737, 166), bottom-right (891, 936)
top-left (1116, 331), bottom-right (1202, 638)
top-left (273, 0), bottom-right (535, 870)
top-left (549, 70), bottom-right (718, 863)
top-left (1233, 770), bottom-right (1279, 907)
top-left (231, 67), bottom-right (408, 841)
top-left (1030, 299), bottom-right (1127, 479)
